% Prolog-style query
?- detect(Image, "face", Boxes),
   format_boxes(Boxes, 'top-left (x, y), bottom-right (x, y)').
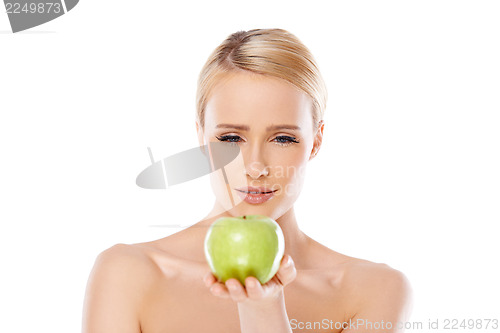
top-left (197, 71), bottom-right (323, 220)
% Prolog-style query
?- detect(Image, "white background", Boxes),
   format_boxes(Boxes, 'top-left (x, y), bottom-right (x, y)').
top-left (1, 1), bottom-right (499, 332)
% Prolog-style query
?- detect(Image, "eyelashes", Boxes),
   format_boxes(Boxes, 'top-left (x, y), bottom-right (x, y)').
top-left (215, 135), bottom-right (300, 146)
top-left (216, 135), bottom-right (242, 144)
top-left (274, 135), bottom-right (300, 145)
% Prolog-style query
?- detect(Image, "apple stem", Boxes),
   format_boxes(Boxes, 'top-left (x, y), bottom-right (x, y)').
top-left (243, 215), bottom-right (246, 219)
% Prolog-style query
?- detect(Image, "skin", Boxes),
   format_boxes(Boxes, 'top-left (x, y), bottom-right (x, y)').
top-left (82, 70), bottom-right (413, 333)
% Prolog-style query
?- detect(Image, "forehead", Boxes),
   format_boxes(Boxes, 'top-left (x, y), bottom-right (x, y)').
top-left (204, 71), bottom-right (313, 130)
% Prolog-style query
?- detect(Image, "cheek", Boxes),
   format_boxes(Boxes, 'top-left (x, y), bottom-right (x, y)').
top-left (209, 171), bottom-right (235, 210)
top-left (271, 153), bottom-right (308, 194)
top-left (208, 153), bottom-right (247, 209)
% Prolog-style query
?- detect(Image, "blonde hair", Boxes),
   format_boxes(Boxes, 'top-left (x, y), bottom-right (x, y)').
top-left (196, 28), bottom-right (327, 130)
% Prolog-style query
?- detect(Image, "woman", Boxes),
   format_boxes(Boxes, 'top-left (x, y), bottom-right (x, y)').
top-left (82, 28), bottom-right (412, 333)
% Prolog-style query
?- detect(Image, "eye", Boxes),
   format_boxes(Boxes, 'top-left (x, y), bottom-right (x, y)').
top-left (216, 135), bottom-right (243, 144)
top-left (215, 134), bottom-right (299, 146)
top-left (273, 135), bottom-right (300, 146)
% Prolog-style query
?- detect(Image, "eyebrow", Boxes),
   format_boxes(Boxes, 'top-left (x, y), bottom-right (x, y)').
top-left (215, 124), bottom-right (301, 131)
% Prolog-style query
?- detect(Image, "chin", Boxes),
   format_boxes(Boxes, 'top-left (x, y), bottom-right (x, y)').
top-left (224, 203), bottom-right (281, 221)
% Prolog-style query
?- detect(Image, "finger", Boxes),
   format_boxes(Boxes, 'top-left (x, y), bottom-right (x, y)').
top-left (209, 281), bottom-right (230, 298)
top-left (204, 272), bottom-right (217, 287)
top-left (225, 278), bottom-right (248, 303)
top-left (258, 256), bottom-right (297, 297)
top-left (245, 276), bottom-right (264, 299)
top-left (275, 255), bottom-right (297, 287)
top-left (260, 276), bottom-right (284, 297)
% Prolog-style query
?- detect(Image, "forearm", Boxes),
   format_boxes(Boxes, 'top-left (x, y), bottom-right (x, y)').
top-left (237, 290), bottom-right (292, 333)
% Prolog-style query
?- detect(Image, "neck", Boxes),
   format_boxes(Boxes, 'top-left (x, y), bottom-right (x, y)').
top-left (275, 207), bottom-right (308, 260)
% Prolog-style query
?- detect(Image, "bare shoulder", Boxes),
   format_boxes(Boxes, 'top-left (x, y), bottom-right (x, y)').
top-left (343, 257), bottom-right (411, 287)
top-left (341, 257), bottom-right (414, 327)
top-left (82, 243), bottom-right (162, 333)
top-left (92, 243), bottom-right (161, 280)
top-left (306, 236), bottom-right (413, 324)
top-left (308, 238), bottom-right (411, 296)
top-left (303, 238), bottom-right (412, 302)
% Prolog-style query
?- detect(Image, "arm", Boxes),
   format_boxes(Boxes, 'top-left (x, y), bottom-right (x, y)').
top-left (237, 290), bottom-right (291, 333)
top-left (342, 265), bottom-right (413, 333)
top-left (82, 244), bottom-right (154, 333)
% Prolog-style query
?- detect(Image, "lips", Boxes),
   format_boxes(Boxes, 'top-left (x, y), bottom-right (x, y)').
top-left (235, 186), bottom-right (278, 204)
top-left (236, 186), bottom-right (277, 194)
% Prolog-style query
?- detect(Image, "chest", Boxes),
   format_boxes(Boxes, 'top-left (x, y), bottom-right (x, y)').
top-left (139, 272), bottom-right (349, 333)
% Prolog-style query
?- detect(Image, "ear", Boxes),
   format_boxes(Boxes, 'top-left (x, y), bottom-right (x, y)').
top-left (309, 120), bottom-right (324, 161)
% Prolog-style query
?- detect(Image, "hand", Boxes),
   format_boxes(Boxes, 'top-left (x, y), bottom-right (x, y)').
top-left (203, 254), bottom-right (297, 304)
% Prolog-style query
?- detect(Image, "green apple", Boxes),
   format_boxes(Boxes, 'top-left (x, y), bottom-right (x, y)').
top-left (204, 214), bottom-right (285, 286)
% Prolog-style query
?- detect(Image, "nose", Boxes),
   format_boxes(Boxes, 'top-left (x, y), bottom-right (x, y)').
top-left (247, 161), bottom-right (269, 179)
top-left (244, 145), bottom-right (269, 179)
